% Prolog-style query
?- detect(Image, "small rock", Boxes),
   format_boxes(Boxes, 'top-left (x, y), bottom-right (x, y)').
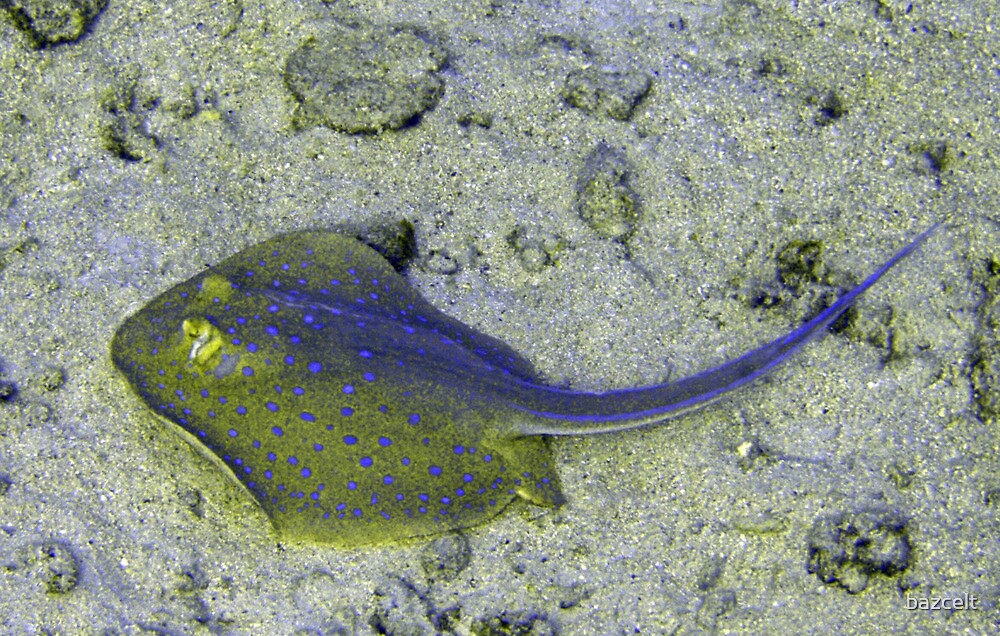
top-left (177, 560), bottom-right (210, 594)
top-left (909, 140), bottom-right (959, 178)
top-left (0, 237), bottom-right (39, 274)
top-left (562, 67), bottom-right (651, 121)
top-left (756, 57), bottom-right (787, 77)
top-left (423, 239), bottom-right (478, 275)
top-left (419, 533), bottom-right (472, 583)
top-left (0, 380), bottom-right (16, 402)
top-left (178, 487), bottom-right (205, 518)
top-left (370, 577), bottom-right (441, 635)
top-left (555, 581), bottom-right (591, 609)
top-left (776, 240), bottom-right (826, 291)
top-left (696, 554), bottom-right (726, 591)
top-left (22, 402), bottom-right (52, 425)
top-left (292, 570), bottom-right (361, 634)
top-left (31, 541), bottom-right (80, 594)
top-left (457, 111), bottom-right (493, 128)
top-left (38, 365), bottom-right (65, 392)
top-left (697, 589), bottom-right (737, 630)
top-left (886, 461), bottom-right (917, 490)
top-left (505, 226), bottom-right (563, 273)
top-left (809, 89), bottom-right (847, 126)
top-left (576, 144), bottom-right (640, 242)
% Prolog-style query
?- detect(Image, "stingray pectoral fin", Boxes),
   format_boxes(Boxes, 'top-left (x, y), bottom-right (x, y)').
top-left (501, 436), bottom-right (566, 507)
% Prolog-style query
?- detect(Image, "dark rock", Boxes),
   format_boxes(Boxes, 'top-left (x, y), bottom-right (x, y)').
top-left (971, 256), bottom-right (1000, 422)
top-left (370, 577), bottom-right (440, 635)
top-left (470, 608), bottom-right (556, 636)
top-left (0, 0), bottom-right (107, 48)
top-left (806, 508), bottom-right (912, 594)
top-left (285, 23), bottom-right (448, 133)
top-left (98, 78), bottom-right (160, 163)
top-left (360, 219), bottom-right (418, 273)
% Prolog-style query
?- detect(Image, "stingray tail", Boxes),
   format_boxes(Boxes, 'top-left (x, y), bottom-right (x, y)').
top-left (514, 223), bottom-right (940, 436)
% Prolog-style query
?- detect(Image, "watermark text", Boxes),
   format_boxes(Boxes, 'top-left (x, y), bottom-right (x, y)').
top-left (904, 593), bottom-right (979, 611)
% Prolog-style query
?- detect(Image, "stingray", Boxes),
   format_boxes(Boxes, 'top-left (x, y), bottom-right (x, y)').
top-left (110, 225), bottom-right (936, 546)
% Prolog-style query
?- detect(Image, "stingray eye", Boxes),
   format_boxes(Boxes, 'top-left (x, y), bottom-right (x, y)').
top-left (182, 317), bottom-right (223, 366)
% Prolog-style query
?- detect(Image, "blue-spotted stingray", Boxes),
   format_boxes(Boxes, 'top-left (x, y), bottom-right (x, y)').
top-left (111, 226), bottom-right (936, 546)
